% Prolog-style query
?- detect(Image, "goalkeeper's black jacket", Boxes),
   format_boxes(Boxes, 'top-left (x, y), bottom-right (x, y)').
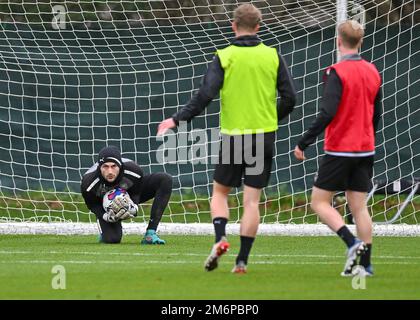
top-left (81, 159), bottom-right (144, 219)
top-left (171, 35), bottom-right (297, 124)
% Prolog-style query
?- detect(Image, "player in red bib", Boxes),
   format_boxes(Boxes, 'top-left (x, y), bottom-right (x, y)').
top-left (294, 20), bottom-right (382, 277)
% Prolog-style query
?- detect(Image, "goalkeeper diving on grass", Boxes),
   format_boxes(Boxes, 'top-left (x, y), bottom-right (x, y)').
top-left (81, 145), bottom-right (172, 244)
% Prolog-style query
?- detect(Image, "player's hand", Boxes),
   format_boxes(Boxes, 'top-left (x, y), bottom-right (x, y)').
top-left (110, 195), bottom-right (129, 213)
top-left (114, 202), bottom-right (138, 220)
top-left (112, 195), bottom-right (138, 220)
top-left (102, 210), bottom-right (118, 223)
top-left (108, 193), bottom-right (138, 221)
top-left (157, 118), bottom-right (176, 136)
top-left (114, 208), bottom-right (130, 220)
top-left (294, 146), bottom-right (306, 161)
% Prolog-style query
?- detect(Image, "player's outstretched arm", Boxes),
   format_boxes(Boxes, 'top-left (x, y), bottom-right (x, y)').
top-left (157, 55), bottom-right (223, 136)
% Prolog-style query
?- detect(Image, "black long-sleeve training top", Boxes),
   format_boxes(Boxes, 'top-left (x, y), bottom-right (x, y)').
top-left (172, 35), bottom-right (297, 125)
top-left (297, 54), bottom-right (382, 151)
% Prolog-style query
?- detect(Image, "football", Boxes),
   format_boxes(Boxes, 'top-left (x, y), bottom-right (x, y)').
top-left (102, 187), bottom-right (128, 211)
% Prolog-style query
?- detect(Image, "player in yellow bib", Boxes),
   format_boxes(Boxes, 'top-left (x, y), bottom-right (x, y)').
top-left (158, 3), bottom-right (297, 273)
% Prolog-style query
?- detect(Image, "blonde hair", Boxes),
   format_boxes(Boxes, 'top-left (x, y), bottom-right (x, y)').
top-left (233, 4), bottom-right (262, 31)
top-left (338, 20), bottom-right (364, 48)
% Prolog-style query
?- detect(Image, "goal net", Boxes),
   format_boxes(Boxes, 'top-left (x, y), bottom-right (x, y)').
top-left (0, 1), bottom-right (419, 235)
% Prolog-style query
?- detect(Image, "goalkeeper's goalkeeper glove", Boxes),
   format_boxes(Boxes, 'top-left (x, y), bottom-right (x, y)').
top-left (110, 196), bottom-right (127, 211)
top-left (102, 210), bottom-right (118, 223)
top-left (114, 202), bottom-right (138, 221)
top-left (109, 195), bottom-right (138, 221)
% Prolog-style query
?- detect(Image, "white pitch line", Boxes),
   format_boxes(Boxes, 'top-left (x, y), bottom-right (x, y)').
top-left (0, 250), bottom-right (420, 260)
top-left (0, 260), bottom-right (419, 265)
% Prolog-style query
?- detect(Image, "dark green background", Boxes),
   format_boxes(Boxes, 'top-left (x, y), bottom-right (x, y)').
top-left (0, 22), bottom-right (418, 195)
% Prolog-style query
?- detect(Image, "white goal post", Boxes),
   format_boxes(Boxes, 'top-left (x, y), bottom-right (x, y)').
top-left (0, 1), bottom-right (419, 235)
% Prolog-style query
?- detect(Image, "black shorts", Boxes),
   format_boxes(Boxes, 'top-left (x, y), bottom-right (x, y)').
top-left (213, 132), bottom-right (275, 189)
top-left (314, 155), bottom-right (374, 192)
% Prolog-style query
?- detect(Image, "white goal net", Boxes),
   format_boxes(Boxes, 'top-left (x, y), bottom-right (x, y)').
top-left (0, 1), bottom-right (419, 235)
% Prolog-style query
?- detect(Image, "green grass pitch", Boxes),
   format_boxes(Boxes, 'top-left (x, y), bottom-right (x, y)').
top-left (0, 234), bottom-right (419, 300)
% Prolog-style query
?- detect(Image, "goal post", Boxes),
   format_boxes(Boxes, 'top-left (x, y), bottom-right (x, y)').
top-left (0, 1), bottom-right (419, 235)
top-left (336, 0), bottom-right (347, 61)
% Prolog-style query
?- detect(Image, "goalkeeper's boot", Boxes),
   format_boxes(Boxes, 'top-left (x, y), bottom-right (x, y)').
top-left (341, 239), bottom-right (367, 276)
top-left (204, 236), bottom-right (230, 272)
top-left (141, 229), bottom-right (166, 245)
top-left (97, 234), bottom-right (104, 243)
top-left (231, 261), bottom-right (247, 274)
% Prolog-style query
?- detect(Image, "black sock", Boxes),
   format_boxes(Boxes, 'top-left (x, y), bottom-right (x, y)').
top-left (360, 243), bottom-right (372, 268)
top-left (213, 217), bottom-right (228, 243)
top-left (336, 226), bottom-right (356, 248)
top-left (236, 236), bottom-right (255, 265)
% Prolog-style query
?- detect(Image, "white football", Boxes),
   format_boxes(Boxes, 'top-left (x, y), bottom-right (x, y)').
top-left (102, 187), bottom-right (128, 211)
